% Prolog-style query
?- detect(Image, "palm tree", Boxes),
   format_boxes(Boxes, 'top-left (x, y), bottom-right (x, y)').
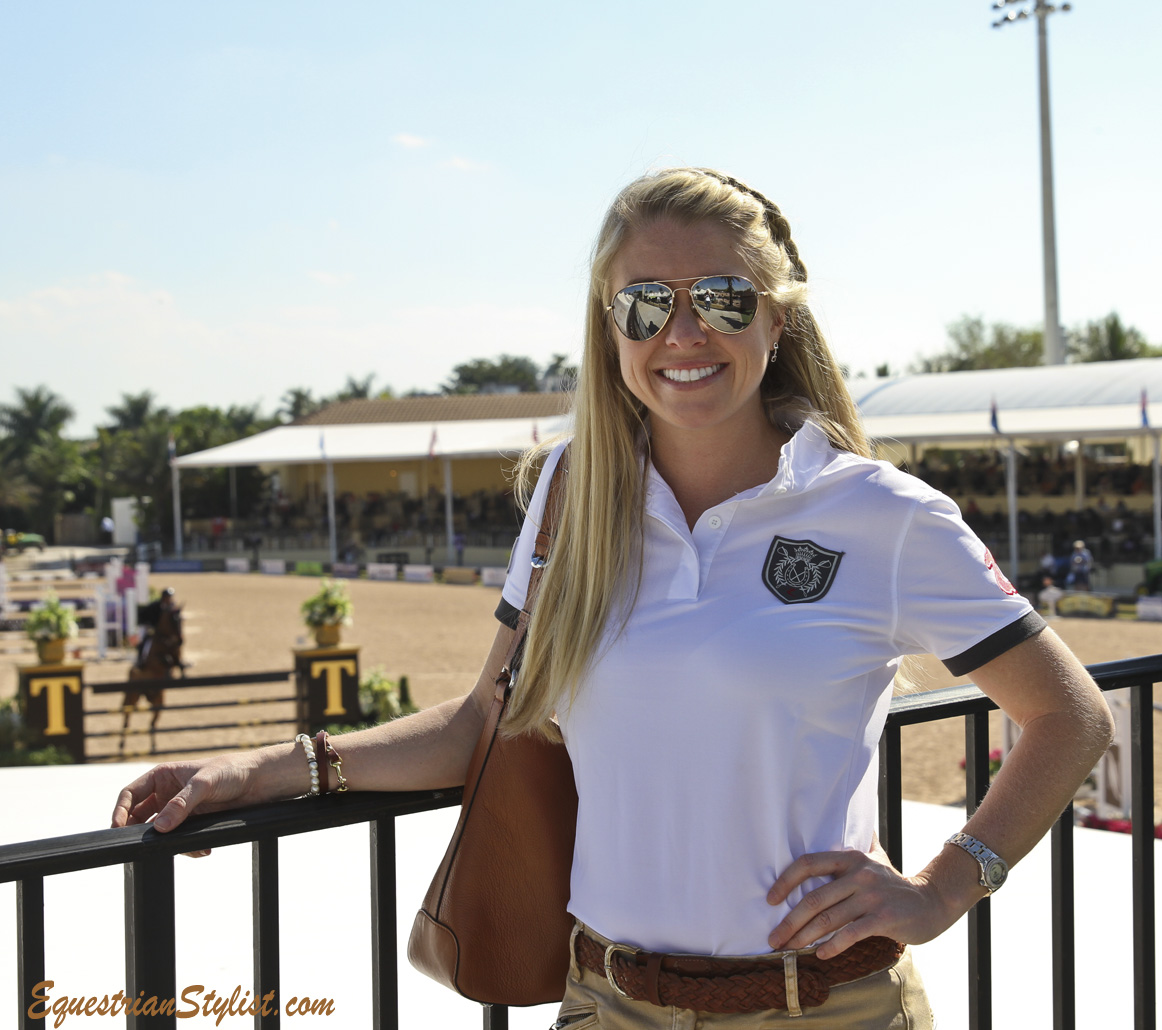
top-left (0, 387), bottom-right (74, 463)
top-left (335, 374), bottom-right (376, 401)
top-left (24, 431), bottom-right (89, 538)
top-left (105, 391), bottom-right (159, 431)
top-left (278, 388), bottom-right (321, 423)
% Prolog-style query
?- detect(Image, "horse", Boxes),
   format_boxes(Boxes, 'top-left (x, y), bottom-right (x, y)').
top-left (120, 589), bottom-right (185, 755)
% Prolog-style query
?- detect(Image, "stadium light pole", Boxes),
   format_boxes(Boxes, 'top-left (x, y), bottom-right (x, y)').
top-left (992, 0), bottom-right (1071, 366)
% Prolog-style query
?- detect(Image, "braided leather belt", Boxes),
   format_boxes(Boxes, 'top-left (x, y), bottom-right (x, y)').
top-left (574, 930), bottom-right (905, 1014)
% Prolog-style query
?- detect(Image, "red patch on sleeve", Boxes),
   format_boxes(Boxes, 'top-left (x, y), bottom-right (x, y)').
top-left (983, 549), bottom-right (1018, 596)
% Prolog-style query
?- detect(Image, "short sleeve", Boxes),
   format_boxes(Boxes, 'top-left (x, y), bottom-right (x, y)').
top-left (890, 493), bottom-right (1046, 675)
top-left (495, 441), bottom-right (569, 629)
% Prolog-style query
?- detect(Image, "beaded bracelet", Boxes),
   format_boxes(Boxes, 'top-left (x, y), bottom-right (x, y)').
top-left (315, 729), bottom-right (349, 792)
top-left (294, 733), bottom-right (321, 796)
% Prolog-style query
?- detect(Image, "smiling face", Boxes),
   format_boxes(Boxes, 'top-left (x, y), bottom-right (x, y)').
top-left (608, 217), bottom-right (784, 448)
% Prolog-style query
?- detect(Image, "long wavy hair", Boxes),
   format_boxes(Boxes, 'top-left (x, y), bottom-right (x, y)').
top-left (503, 168), bottom-right (871, 738)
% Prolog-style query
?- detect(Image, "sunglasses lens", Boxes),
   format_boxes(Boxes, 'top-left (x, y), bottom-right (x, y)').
top-left (690, 276), bottom-right (761, 334)
top-left (611, 283), bottom-right (673, 341)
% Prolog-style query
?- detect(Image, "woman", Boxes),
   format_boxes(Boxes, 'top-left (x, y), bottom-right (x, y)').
top-left (114, 168), bottom-right (1113, 1028)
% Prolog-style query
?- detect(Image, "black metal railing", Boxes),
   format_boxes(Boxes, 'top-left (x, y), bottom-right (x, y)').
top-left (3, 655), bottom-right (1158, 1029)
top-left (879, 654), bottom-right (1157, 1030)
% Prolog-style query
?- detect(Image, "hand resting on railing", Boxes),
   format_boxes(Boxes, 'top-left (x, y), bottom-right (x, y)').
top-left (111, 623), bottom-right (518, 854)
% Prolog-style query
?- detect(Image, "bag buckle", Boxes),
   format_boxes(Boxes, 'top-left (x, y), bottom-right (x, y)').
top-left (603, 942), bottom-right (641, 998)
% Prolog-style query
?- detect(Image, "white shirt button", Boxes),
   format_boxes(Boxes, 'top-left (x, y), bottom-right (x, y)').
top-left (708, 515), bottom-right (722, 529)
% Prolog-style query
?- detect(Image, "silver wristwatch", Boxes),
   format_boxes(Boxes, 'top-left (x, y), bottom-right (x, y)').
top-left (945, 832), bottom-right (1009, 893)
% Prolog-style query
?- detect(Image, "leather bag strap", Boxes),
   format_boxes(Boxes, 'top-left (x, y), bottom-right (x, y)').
top-left (495, 449), bottom-right (569, 703)
top-left (456, 450), bottom-right (568, 801)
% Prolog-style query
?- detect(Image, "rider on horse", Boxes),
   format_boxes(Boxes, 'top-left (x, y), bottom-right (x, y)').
top-left (135, 587), bottom-right (183, 672)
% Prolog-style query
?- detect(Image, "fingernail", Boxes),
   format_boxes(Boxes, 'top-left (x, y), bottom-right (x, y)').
top-left (154, 815), bottom-right (171, 832)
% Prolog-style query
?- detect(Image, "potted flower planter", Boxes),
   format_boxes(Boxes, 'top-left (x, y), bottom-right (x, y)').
top-left (301, 579), bottom-right (353, 649)
top-left (36, 638), bottom-right (67, 664)
top-left (26, 593), bottom-right (79, 666)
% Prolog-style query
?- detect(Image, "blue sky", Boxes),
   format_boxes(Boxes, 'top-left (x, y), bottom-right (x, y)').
top-left (2, 1), bottom-right (1159, 436)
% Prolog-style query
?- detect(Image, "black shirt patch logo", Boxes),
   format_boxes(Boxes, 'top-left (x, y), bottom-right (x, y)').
top-left (762, 536), bottom-right (844, 604)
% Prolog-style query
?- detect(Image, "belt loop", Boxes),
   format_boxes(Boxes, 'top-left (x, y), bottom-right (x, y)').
top-left (643, 952), bottom-right (664, 1007)
top-left (568, 922), bottom-right (583, 981)
top-left (783, 953), bottom-right (802, 1018)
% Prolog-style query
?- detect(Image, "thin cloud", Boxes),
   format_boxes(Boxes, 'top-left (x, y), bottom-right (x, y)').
top-left (307, 270), bottom-right (350, 287)
top-left (391, 133), bottom-right (431, 149)
top-left (442, 156), bottom-right (490, 172)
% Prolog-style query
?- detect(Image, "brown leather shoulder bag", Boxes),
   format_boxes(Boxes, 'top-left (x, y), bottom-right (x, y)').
top-left (407, 456), bottom-right (577, 1005)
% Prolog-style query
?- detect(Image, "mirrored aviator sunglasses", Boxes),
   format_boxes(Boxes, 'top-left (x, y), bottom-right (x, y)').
top-left (607, 275), bottom-right (768, 342)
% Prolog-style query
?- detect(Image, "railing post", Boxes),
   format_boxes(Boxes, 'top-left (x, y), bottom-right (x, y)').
top-left (17, 876), bottom-right (45, 1030)
top-left (965, 711), bottom-right (993, 1030)
top-left (124, 856), bottom-right (176, 1029)
top-left (878, 721), bottom-right (904, 871)
top-left (252, 837), bottom-right (280, 1029)
top-left (483, 1002), bottom-right (509, 1029)
top-left (1130, 683), bottom-right (1156, 1030)
top-left (1050, 803), bottom-right (1075, 1030)
top-left (370, 816), bottom-right (398, 1030)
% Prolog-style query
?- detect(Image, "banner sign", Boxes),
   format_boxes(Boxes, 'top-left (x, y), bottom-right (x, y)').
top-left (480, 567), bottom-right (508, 588)
top-left (152, 559), bottom-right (203, 573)
top-left (1055, 593), bottom-right (1115, 619)
top-left (1136, 596), bottom-right (1162, 621)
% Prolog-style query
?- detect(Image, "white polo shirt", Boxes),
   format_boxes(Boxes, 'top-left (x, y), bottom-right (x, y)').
top-left (499, 421), bottom-right (1043, 956)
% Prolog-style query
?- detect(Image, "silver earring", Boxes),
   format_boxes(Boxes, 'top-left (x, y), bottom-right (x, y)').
top-left (769, 341), bottom-right (779, 364)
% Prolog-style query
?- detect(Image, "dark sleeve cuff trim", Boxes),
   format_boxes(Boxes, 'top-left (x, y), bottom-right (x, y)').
top-left (942, 610), bottom-right (1047, 676)
top-left (495, 597), bottom-right (521, 630)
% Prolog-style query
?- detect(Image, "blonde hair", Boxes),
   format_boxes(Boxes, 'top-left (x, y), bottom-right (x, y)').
top-left (504, 168), bottom-right (871, 737)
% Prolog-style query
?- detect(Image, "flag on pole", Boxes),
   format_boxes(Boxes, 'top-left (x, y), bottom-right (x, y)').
top-left (167, 433), bottom-right (177, 465)
top-left (428, 427), bottom-right (438, 459)
top-left (989, 397), bottom-right (1000, 434)
top-left (1142, 388), bottom-right (1150, 429)
top-left (532, 421), bottom-right (540, 445)
top-left (318, 430), bottom-right (326, 459)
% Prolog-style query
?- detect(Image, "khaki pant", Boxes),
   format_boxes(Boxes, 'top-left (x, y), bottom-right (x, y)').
top-left (553, 924), bottom-right (934, 1030)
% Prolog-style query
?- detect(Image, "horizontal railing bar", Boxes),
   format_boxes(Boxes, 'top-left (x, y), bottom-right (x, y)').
top-left (89, 671), bottom-right (293, 692)
top-left (87, 719), bottom-right (294, 737)
top-left (86, 741), bottom-right (289, 761)
top-left (88, 696), bottom-right (297, 713)
top-left (886, 653), bottom-right (1160, 726)
top-left (0, 788), bottom-right (462, 883)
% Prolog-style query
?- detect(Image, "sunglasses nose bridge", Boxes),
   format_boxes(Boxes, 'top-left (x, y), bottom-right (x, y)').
top-left (662, 286), bottom-right (710, 345)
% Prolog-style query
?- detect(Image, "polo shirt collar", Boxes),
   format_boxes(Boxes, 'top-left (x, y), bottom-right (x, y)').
top-left (761, 418), bottom-right (834, 498)
top-left (642, 418), bottom-right (837, 527)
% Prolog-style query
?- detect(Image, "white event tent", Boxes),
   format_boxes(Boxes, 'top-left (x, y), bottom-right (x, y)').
top-left (171, 415), bottom-right (573, 563)
top-left (171, 359), bottom-right (1162, 570)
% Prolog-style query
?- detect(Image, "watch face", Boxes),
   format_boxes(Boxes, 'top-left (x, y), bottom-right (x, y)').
top-left (984, 858), bottom-right (1008, 890)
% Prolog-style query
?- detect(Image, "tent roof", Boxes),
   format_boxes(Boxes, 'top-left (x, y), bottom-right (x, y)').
top-left (298, 392), bottom-right (571, 425)
top-left (856, 358), bottom-right (1162, 445)
top-left (173, 416), bottom-right (573, 468)
top-left (175, 359), bottom-right (1162, 468)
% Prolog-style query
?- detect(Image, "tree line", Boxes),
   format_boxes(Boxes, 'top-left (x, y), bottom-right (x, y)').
top-left (0, 354), bottom-right (578, 545)
top-left (877, 311), bottom-right (1157, 377)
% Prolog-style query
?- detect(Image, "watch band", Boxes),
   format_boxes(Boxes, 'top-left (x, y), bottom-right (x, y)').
top-left (945, 832), bottom-right (1008, 893)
